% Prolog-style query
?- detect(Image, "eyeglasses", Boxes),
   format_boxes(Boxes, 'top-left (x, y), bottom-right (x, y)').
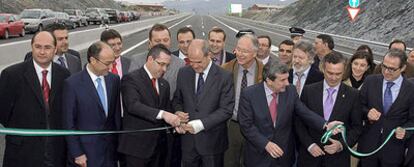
top-left (94, 57), bottom-right (114, 67)
top-left (235, 47), bottom-right (254, 54)
top-left (154, 60), bottom-right (169, 68)
top-left (381, 63), bottom-right (400, 73)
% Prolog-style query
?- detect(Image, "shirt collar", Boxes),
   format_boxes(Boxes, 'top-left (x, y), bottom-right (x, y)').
top-left (178, 50), bottom-right (187, 60)
top-left (323, 79), bottom-right (341, 92)
top-left (53, 54), bottom-right (65, 62)
top-left (264, 81), bottom-right (274, 97)
top-left (86, 64), bottom-right (103, 82)
top-left (238, 59), bottom-right (257, 74)
top-left (144, 64), bottom-right (154, 79)
top-left (383, 75), bottom-right (403, 87)
top-left (33, 59), bottom-right (52, 73)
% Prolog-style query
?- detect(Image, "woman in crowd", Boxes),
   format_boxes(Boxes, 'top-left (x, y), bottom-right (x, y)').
top-left (343, 50), bottom-right (375, 89)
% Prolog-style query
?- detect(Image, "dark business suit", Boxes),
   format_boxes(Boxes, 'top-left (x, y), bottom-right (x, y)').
top-left (0, 60), bottom-right (70, 167)
top-left (358, 74), bottom-right (414, 167)
top-left (118, 67), bottom-right (172, 167)
top-left (120, 56), bottom-right (132, 75)
top-left (295, 82), bottom-right (362, 167)
top-left (238, 83), bottom-right (326, 167)
top-left (288, 65), bottom-right (324, 87)
top-left (63, 69), bottom-right (121, 167)
top-left (405, 78), bottom-right (414, 167)
top-left (25, 51), bottom-right (82, 74)
top-left (173, 63), bottom-right (235, 167)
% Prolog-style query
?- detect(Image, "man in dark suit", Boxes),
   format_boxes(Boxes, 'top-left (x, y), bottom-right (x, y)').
top-left (101, 29), bottom-right (132, 78)
top-left (173, 39), bottom-right (235, 167)
top-left (172, 26), bottom-right (195, 65)
top-left (358, 49), bottom-right (414, 167)
top-left (0, 31), bottom-right (70, 167)
top-left (222, 34), bottom-right (264, 167)
top-left (295, 52), bottom-right (362, 167)
top-left (24, 23), bottom-right (82, 74)
top-left (118, 44), bottom-right (181, 167)
top-left (238, 60), bottom-right (343, 167)
top-left (62, 41), bottom-right (121, 167)
top-left (313, 34), bottom-right (334, 71)
top-left (289, 40), bottom-right (324, 96)
top-left (208, 27), bottom-right (236, 65)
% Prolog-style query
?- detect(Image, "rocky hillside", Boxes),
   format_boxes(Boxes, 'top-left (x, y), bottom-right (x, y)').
top-left (0, 0), bottom-right (121, 13)
top-left (244, 0), bottom-right (414, 47)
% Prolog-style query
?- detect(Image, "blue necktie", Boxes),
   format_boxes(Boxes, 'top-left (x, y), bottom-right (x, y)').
top-left (96, 78), bottom-right (108, 115)
top-left (383, 81), bottom-right (395, 114)
top-left (57, 56), bottom-right (67, 69)
top-left (196, 73), bottom-right (204, 96)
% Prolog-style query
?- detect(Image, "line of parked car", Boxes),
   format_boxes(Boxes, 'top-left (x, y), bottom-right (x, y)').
top-left (0, 8), bottom-right (141, 39)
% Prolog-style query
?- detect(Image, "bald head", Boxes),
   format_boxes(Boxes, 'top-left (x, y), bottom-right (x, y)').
top-left (188, 39), bottom-right (209, 58)
top-left (187, 39), bottom-right (211, 73)
top-left (31, 31), bottom-right (57, 68)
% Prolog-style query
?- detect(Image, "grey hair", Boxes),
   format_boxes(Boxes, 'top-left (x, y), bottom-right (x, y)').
top-left (294, 40), bottom-right (316, 61)
top-left (262, 60), bottom-right (289, 81)
top-left (238, 34), bottom-right (259, 51)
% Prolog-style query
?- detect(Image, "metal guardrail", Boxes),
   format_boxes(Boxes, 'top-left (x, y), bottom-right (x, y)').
top-left (223, 15), bottom-right (413, 63)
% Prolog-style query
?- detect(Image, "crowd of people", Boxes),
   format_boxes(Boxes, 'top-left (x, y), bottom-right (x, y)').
top-left (0, 22), bottom-right (413, 167)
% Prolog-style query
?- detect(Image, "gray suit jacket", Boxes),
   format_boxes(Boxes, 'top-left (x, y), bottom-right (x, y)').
top-left (65, 53), bottom-right (82, 74)
top-left (173, 63), bottom-right (235, 155)
top-left (120, 56), bottom-right (131, 75)
top-left (129, 52), bottom-right (185, 99)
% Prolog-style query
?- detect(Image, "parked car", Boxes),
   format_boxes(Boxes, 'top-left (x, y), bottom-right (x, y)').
top-left (0, 13), bottom-right (25, 39)
top-left (131, 11), bottom-right (141, 20)
top-left (63, 9), bottom-right (88, 27)
top-left (54, 12), bottom-right (76, 29)
top-left (85, 8), bottom-right (110, 25)
top-left (119, 11), bottom-right (129, 22)
top-left (20, 9), bottom-right (56, 33)
top-left (104, 9), bottom-right (121, 23)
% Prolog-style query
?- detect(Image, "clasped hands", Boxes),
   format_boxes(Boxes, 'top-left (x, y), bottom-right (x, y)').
top-left (162, 111), bottom-right (195, 134)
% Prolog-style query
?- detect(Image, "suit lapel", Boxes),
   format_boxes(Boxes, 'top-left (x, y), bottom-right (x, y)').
top-left (24, 61), bottom-right (45, 107)
top-left (376, 76), bottom-right (385, 113)
top-left (388, 78), bottom-right (408, 114)
top-left (49, 63), bottom-right (60, 107)
top-left (121, 57), bottom-right (131, 74)
top-left (139, 68), bottom-right (159, 105)
top-left (329, 84), bottom-right (346, 121)
top-left (105, 75), bottom-right (113, 116)
top-left (275, 89), bottom-right (287, 128)
top-left (81, 69), bottom-right (106, 118)
top-left (197, 64), bottom-right (218, 102)
top-left (257, 83), bottom-right (274, 128)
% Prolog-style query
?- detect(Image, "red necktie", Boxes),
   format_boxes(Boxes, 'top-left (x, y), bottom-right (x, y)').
top-left (152, 78), bottom-right (158, 95)
top-left (42, 70), bottom-right (50, 105)
top-left (111, 61), bottom-right (118, 75)
top-left (184, 58), bottom-right (190, 65)
top-left (269, 93), bottom-right (278, 125)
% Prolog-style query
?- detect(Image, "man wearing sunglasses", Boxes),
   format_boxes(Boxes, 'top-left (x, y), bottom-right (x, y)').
top-left (358, 49), bottom-right (414, 167)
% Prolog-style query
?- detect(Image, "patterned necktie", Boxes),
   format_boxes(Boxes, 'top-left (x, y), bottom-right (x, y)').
top-left (96, 78), bottom-right (108, 115)
top-left (196, 73), bottom-right (204, 96)
top-left (42, 70), bottom-right (50, 106)
top-left (323, 88), bottom-right (336, 121)
top-left (57, 56), bottom-right (67, 69)
top-left (241, 69), bottom-right (249, 90)
top-left (111, 61), bottom-right (118, 75)
top-left (295, 72), bottom-right (304, 94)
top-left (269, 93), bottom-right (278, 125)
top-left (383, 82), bottom-right (395, 114)
top-left (151, 78), bottom-right (158, 95)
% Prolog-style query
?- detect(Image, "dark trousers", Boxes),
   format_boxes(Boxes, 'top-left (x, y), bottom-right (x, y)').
top-left (359, 154), bottom-right (402, 167)
top-left (182, 147), bottom-right (224, 167)
top-left (126, 133), bottom-right (168, 167)
top-left (168, 132), bottom-right (182, 167)
top-left (224, 120), bottom-right (244, 167)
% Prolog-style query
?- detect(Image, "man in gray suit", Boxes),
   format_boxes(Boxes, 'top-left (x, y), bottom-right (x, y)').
top-left (173, 39), bottom-right (235, 167)
top-left (24, 23), bottom-right (82, 74)
top-left (129, 24), bottom-right (185, 99)
top-left (100, 29), bottom-right (131, 78)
